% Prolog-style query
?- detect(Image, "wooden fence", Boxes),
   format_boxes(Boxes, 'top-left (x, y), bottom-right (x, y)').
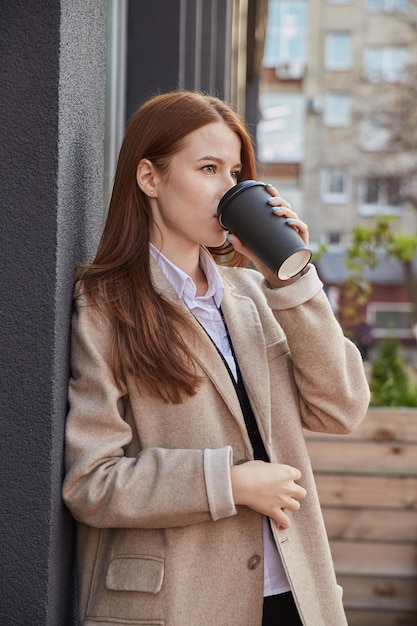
top-left (305, 408), bottom-right (417, 626)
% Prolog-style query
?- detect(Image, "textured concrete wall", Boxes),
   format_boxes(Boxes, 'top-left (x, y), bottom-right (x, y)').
top-left (0, 1), bottom-right (107, 623)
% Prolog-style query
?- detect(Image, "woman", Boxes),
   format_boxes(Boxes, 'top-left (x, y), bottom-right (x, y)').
top-left (63, 90), bottom-right (370, 626)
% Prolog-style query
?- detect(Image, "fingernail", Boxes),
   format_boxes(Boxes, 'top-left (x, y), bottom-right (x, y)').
top-left (225, 232), bottom-right (232, 243)
top-left (265, 182), bottom-right (273, 187)
top-left (285, 218), bottom-right (295, 223)
top-left (267, 196), bottom-right (276, 202)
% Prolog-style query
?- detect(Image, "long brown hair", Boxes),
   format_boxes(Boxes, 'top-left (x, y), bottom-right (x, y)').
top-left (78, 90), bottom-right (257, 403)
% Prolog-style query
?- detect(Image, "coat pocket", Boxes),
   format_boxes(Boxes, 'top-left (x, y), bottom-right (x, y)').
top-left (105, 555), bottom-right (165, 594)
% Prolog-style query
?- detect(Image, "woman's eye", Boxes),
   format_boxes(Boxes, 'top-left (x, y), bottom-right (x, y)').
top-left (231, 171), bottom-right (240, 180)
top-left (202, 165), bottom-right (215, 174)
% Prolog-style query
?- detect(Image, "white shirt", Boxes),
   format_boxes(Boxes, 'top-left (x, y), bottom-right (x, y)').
top-left (149, 244), bottom-right (290, 596)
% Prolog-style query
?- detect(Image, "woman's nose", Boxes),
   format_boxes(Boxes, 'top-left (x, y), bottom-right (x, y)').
top-left (219, 177), bottom-right (236, 200)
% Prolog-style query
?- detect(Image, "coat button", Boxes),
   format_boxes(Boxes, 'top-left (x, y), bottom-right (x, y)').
top-left (248, 554), bottom-right (261, 570)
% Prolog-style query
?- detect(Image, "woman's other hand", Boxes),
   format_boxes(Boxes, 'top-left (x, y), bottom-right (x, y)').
top-left (230, 460), bottom-right (307, 529)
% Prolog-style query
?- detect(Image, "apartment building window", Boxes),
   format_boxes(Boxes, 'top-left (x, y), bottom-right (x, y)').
top-left (323, 92), bottom-right (351, 126)
top-left (328, 0), bottom-right (352, 4)
top-left (368, 302), bottom-right (413, 338)
top-left (327, 232), bottom-right (342, 244)
top-left (257, 92), bottom-right (305, 162)
top-left (321, 168), bottom-right (350, 203)
top-left (358, 177), bottom-right (402, 216)
top-left (263, 0), bottom-right (307, 77)
top-left (325, 33), bottom-right (352, 70)
top-left (364, 46), bottom-right (409, 82)
top-left (366, 0), bottom-right (409, 13)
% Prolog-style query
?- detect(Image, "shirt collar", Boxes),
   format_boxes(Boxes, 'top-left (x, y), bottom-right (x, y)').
top-left (149, 243), bottom-right (224, 308)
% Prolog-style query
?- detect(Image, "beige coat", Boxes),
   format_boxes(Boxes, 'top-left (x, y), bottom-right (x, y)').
top-left (63, 261), bottom-right (370, 626)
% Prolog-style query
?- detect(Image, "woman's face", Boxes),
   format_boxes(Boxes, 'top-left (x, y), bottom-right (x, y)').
top-left (149, 121), bottom-right (242, 256)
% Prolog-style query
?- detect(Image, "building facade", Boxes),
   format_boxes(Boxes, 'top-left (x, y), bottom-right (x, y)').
top-left (257, 0), bottom-right (417, 348)
top-left (258, 0), bottom-right (417, 244)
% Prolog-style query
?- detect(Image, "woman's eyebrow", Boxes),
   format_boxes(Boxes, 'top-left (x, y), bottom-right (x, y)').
top-left (197, 155), bottom-right (242, 168)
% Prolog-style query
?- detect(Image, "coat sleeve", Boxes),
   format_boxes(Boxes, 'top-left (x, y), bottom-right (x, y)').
top-left (62, 291), bottom-right (237, 529)
top-left (263, 264), bottom-right (370, 434)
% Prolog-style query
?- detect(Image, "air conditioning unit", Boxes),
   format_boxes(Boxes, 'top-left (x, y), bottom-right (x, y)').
top-left (275, 60), bottom-right (305, 80)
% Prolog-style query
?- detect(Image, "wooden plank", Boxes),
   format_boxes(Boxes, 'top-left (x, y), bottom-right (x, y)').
top-left (345, 609), bottom-right (417, 626)
top-left (330, 541), bottom-right (417, 577)
top-left (304, 408), bottom-right (417, 443)
top-left (322, 507), bottom-right (417, 542)
top-left (302, 407), bottom-right (417, 618)
top-left (306, 439), bottom-right (417, 476)
top-left (338, 575), bottom-right (417, 612)
top-left (314, 474), bottom-right (417, 510)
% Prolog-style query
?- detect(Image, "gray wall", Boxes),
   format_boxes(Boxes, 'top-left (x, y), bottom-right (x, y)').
top-left (0, 1), bottom-right (107, 623)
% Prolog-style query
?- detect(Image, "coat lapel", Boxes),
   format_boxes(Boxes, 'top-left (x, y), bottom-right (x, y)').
top-left (150, 259), bottom-right (251, 440)
top-left (218, 279), bottom-right (272, 448)
top-left (150, 257), bottom-right (272, 451)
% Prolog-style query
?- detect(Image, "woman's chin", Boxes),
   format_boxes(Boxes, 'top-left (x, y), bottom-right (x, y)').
top-left (206, 235), bottom-right (228, 249)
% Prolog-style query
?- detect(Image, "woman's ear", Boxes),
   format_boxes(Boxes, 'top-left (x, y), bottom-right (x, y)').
top-left (136, 159), bottom-right (158, 198)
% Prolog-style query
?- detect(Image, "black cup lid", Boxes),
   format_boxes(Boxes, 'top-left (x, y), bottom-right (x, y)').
top-left (217, 180), bottom-right (266, 217)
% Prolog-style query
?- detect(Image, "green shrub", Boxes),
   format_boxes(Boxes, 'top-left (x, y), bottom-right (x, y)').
top-left (370, 337), bottom-right (417, 407)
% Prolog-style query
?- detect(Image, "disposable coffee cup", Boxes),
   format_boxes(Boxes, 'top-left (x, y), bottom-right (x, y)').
top-left (217, 180), bottom-right (311, 280)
